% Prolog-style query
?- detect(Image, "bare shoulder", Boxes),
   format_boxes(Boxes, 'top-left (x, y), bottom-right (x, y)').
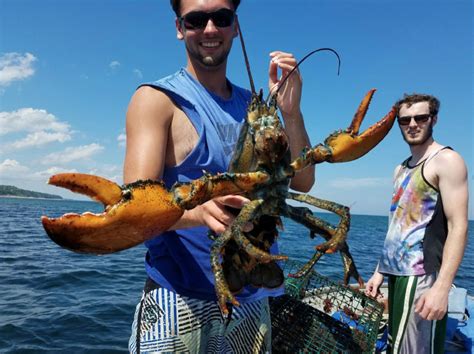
top-left (432, 148), bottom-right (469, 223)
top-left (433, 148), bottom-right (468, 182)
top-left (435, 149), bottom-right (466, 171)
top-left (127, 85), bottom-right (175, 126)
top-left (131, 85), bottom-right (173, 106)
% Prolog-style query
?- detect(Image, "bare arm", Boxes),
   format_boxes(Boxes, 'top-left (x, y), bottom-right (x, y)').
top-left (124, 86), bottom-right (172, 184)
top-left (415, 150), bottom-right (469, 320)
top-left (123, 86), bottom-right (250, 234)
top-left (269, 51), bottom-right (315, 192)
top-left (435, 150), bottom-right (469, 290)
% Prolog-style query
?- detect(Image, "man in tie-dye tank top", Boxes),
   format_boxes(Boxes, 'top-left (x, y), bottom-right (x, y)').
top-left (365, 93), bottom-right (468, 353)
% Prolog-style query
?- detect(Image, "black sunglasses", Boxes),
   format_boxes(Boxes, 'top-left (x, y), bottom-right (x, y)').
top-left (397, 114), bottom-right (432, 126)
top-left (179, 8), bottom-right (235, 30)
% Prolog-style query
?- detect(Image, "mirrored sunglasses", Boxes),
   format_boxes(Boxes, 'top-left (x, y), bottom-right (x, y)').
top-left (179, 8), bottom-right (235, 30)
top-left (397, 114), bottom-right (432, 126)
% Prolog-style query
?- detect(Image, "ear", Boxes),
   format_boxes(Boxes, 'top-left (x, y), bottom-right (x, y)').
top-left (176, 18), bottom-right (184, 40)
top-left (432, 114), bottom-right (438, 126)
top-left (233, 15), bottom-right (239, 38)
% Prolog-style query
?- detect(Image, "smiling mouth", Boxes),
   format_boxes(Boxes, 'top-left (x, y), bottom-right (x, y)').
top-left (201, 41), bottom-right (221, 48)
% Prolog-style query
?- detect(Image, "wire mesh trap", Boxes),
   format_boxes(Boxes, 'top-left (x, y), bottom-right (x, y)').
top-left (270, 261), bottom-right (383, 353)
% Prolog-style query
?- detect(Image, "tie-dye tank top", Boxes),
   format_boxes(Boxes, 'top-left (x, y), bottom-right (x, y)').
top-left (378, 147), bottom-right (449, 276)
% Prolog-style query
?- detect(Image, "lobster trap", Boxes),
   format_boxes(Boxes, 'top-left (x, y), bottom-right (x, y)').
top-left (270, 261), bottom-right (383, 353)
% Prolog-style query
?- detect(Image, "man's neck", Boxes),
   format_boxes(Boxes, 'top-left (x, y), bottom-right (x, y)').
top-left (409, 138), bottom-right (441, 165)
top-left (186, 61), bottom-right (231, 99)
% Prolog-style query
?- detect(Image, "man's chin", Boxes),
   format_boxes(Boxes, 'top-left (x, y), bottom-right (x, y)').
top-left (202, 56), bottom-right (217, 66)
top-left (404, 135), bottom-right (432, 146)
top-left (197, 56), bottom-right (227, 71)
top-left (407, 140), bottom-right (423, 146)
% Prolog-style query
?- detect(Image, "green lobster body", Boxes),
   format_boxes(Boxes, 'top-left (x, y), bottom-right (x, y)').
top-left (219, 93), bottom-right (291, 294)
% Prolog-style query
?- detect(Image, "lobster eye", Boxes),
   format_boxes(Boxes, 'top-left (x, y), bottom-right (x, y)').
top-left (122, 189), bottom-right (132, 201)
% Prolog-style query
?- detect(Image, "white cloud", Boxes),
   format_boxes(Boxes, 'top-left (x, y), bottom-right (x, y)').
top-left (328, 177), bottom-right (391, 189)
top-left (108, 174), bottom-right (122, 184)
top-left (117, 132), bottom-right (126, 147)
top-left (0, 108), bottom-right (71, 136)
top-left (0, 52), bottom-right (37, 87)
top-left (87, 164), bottom-right (122, 184)
top-left (45, 166), bottom-right (79, 175)
top-left (109, 60), bottom-right (120, 70)
top-left (0, 160), bottom-right (78, 182)
top-left (0, 159), bottom-right (30, 176)
top-left (133, 68), bottom-right (143, 79)
top-left (42, 143), bottom-right (104, 165)
top-left (9, 131), bottom-right (71, 149)
top-left (0, 108), bottom-right (73, 151)
top-left (33, 166), bottom-right (79, 179)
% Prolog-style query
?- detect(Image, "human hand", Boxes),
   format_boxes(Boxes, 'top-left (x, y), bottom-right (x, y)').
top-left (191, 195), bottom-right (252, 234)
top-left (268, 51), bottom-right (302, 119)
top-left (415, 286), bottom-right (449, 320)
top-left (365, 271), bottom-right (384, 298)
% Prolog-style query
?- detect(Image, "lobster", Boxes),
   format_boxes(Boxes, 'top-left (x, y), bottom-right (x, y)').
top-left (41, 27), bottom-right (395, 315)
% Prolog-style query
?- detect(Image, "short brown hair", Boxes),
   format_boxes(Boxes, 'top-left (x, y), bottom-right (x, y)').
top-left (394, 93), bottom-right (440, 117)
top-left (170, 0), bottom-right (241, 16)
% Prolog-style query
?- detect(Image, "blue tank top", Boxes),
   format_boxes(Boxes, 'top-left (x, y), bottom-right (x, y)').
top-left (141, 69), bottom-right (284, 302)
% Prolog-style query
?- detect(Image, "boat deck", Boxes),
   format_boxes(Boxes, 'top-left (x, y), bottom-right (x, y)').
top-left (445, 295), bottom-right (473, 353)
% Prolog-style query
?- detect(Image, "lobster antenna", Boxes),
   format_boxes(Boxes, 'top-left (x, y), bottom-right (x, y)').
top-left (266, 48), bottom-right (341, 103)
top-left (237, 21), bottom-right (256, 95)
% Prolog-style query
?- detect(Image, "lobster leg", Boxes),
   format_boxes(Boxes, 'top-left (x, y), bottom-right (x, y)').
top-left (287, 193), bottom-right (364, 287)
top-left (210, 199), bottom-right (286, 314)
top-left (217, 214), bottom-right (285, 294)
top-left (290, 90), bottom-right (396, 171)
top-left (289, 192), bottom-right (350, 253)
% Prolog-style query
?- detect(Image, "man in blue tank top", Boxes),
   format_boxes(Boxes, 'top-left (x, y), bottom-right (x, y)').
top-left (365, 93), bottom-right (468, 353)
top-left (124, 1), bottom-right (315, 352)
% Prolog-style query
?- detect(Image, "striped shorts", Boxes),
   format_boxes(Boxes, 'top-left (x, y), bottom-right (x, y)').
top-left (128, 280), bottom-right (271, 353)
top-left (387, 273), bottom-right (447, 354)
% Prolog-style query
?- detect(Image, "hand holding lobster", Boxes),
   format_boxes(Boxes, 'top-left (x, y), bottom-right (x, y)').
top-left (269, 51), bottom-right (303, 120)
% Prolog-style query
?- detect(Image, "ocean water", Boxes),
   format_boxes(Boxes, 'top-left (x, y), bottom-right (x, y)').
top-left (0, 197), bottom-right (472, 353)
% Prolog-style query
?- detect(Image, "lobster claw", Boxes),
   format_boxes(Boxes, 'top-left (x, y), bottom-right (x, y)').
top-left (41, 174), bottom-right (184, 254)
top-left (41, 171), bottom-right (269, 254)
top-left (325, 89), bottom-right (396, 163)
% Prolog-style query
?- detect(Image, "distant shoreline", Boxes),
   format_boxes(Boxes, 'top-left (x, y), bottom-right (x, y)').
top-left (0, 195), bottom-right (63, 201)
top-left (0, 185), bottom-right (63, 200)
top-left (0, 195), bottom-right (82, 202)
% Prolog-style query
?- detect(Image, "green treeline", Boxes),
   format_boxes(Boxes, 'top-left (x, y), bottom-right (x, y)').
top-left (0, 185), bottom-right (62, 199)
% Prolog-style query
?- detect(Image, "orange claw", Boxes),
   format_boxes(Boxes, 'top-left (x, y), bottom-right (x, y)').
top-left (48, 173), bottom-right (123, 206)
top-left (42, 176), bottom-right (184, 254)
top-left (290, 90), bottom-right (396, 172)
top-left (325, 89), bottom-right (396, 163)
top-left (41, 171), bottom-right (269, 254)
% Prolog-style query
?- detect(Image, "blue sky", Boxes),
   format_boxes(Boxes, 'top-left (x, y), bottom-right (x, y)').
top-left (1, 0), bottom-right (472, 218)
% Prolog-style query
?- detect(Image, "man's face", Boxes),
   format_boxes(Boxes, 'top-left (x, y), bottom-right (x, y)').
top-left (397, 101), bottom-right (436, 146)
top-left (176, 0), bottom-right (238, 69)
